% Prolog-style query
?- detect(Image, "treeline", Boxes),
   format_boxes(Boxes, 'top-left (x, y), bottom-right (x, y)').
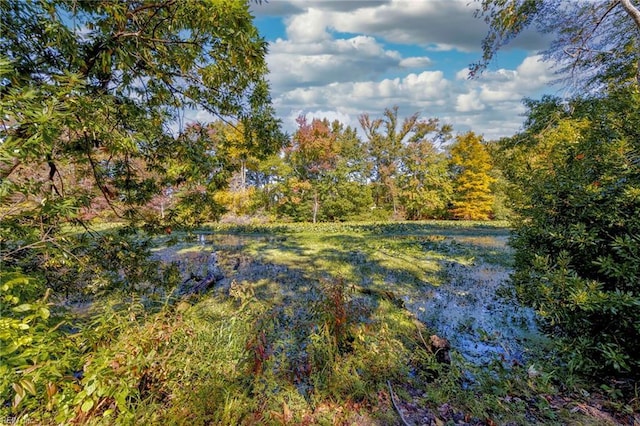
top-left (128, 106), bottom-right (504, 224)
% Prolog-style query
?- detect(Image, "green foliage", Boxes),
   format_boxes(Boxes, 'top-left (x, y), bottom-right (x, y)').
top-left (359, 106), bottom-right (452, 216)
top-left (268, 118), bottom-right (373, 222)
top-left (1, 5), bottom-right (282, 417)
top-left (0, 270), bottom-right (81, 420)
top-left (243, 107), bottom-right (504, 223)
top-left (0, 0), bottom-right (282, 276)
top-left (501, 88), bottom-right (640, 377)
top-left (398, 138), bottom-right (452, 220)
top-left (4, 223), bottom-right (632, 424)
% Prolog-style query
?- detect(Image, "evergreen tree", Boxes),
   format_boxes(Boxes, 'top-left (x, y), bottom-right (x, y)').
top-left (449, 132), bottom-right (495, 220)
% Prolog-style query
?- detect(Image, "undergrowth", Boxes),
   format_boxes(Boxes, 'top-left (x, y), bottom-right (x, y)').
top-left (2, 222), bottom-right (637, 424)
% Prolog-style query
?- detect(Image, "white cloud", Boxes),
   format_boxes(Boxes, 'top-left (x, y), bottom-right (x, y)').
top-left (267, 35), bottom-right (407, 91)
top-left (456, 92), bottom-right (485, 112)
top-left (272, 54), bottom-right (559, 140)
top-left (257, 0), bottom-right (550, 53)
top-left (305, 109), bottom-right (356, 127)
top-left (285, 8), bottom-right (331, 42)
top-left (251, 1), bottom-right (560, 140)
top-left (455, 68), bottom-right (471, 80)
top-left (516, 55), bottom-right (556, 87)
top-left (399, 56), bottom-right (433, 68)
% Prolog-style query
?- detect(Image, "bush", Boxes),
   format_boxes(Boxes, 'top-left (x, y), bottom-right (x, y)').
top-left (0, 270), bottom-right (82, 421)
top-left (504, 88), bottom-right (640, 377)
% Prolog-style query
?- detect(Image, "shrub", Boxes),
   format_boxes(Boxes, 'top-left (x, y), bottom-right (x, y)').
top-left (503, 88), bottom-right (640, 377)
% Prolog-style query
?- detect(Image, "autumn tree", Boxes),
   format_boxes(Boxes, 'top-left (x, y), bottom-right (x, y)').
top-left (0, 0), bottom-right (281, 352)
top-left (359, 106), bottom-right (451, 216)
top-left (286, 117), bottom-right (338, 223)
top-left (276, 118), bottom-right (372, 222)
top-left (0, 0), bottom-right (281, 256)
top-left (449, 132), bottom-right (495, 220)
top-left (0, 1), bottom-right (285, 418)
top-left (202, 119), bottom-right (286, 218)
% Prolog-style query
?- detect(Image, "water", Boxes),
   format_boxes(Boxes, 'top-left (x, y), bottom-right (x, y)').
top-left (404, 261), bottom-right (543, 367)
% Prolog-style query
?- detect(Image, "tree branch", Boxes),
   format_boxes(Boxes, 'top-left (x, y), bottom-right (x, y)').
top-left (619, 0), bottom-right (640, 84)
top-left (0, 157), bottom-right (20, 180)
top-left (620, 0), bottom-right (640, 29)
top-left (387, 381), bottom-right (411, 426)
top-left (84, 134), bottom-right (125, 220)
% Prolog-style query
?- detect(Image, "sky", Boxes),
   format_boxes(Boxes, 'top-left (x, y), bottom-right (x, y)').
top-left (247, 0), bottom-right (566, 141)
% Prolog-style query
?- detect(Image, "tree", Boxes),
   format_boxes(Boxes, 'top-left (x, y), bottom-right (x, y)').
top-left (1, 1), bottom-right (284, 417)
top-left (286, 117), bottom-right (338, 223)
top-left (319, 125), bottom-right (373, 221)
top-left (359, 106), bottom-right (451, 216)
top-left (277, 118), bottom-right (372, 222)
top-left (498, 91), bottom-right (640, 377)
top-left (201, 119), bottom-right (286, 218)
top-left (473, 0), bottom-right (640, 90)
top-left (475, 0), bottom-right (640, 379)
top-left (0, 0), bottom-right (281, 260)
top-left (398, 137), bottom-right (452, 220)
top-left (449, 132), bottom-right (495, 220)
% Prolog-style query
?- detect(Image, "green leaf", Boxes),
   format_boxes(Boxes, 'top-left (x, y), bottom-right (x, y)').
top-left (38, 307), bottom-right (50, 320)
top-left (13, 304), bottom-right (33, 313)
top-left (81, 398), bottom-right (94, 413)
top-left (86, 381), bottom-right (97, 396)
top-left (115, 390), bottom-right (128, 410)
top-left (12, 382), bottom-right (25, 398)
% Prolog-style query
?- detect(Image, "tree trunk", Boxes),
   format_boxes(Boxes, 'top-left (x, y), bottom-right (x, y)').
top-left (240, 158), bottom-right (247, 189)
top-left (312, 191), bottom-right (319, 223)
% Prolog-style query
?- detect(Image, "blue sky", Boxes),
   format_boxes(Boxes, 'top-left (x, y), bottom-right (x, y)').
top-left (247, 0), bottom-right (563, 140)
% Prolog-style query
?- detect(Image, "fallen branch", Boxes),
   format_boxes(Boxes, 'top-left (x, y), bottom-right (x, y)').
top-left (417, 327), bottom-right (430, 352)
top-left (387, 380), bottom-right (411, 426)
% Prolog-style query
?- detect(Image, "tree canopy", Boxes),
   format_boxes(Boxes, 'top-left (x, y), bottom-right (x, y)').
top-left (449, 132), bottom-right (495, 220)
top-left (472, 0), bottom-right (640, 90)
top-left (1, 0), bottom-right (282, 262)
top-left (359, 106), bottom-right (452, 216)
top-left (475, 0), bottom-right (640, 378)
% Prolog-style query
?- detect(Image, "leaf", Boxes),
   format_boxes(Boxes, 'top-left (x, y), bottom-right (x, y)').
top-left (86, 381), bottom-right (97, 396)
top-left (46, 382), bottom-right (58, 399)
top-left (283, 401), bottom-right (292, 423)
top-left (20, 379), bottom-right (36, 395)
top-left (115, 390), bottom-right (128, 410)
top-left (12, 382), bottom-right (25, 398)
top-left (13, 304), bottom-right (33, 312)
top-left (81, 398), bottom-right (94, 413)
top-left (39, 307), bottom-right (50, 320)
top-left (14, 391), bottom-right (24, 408)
